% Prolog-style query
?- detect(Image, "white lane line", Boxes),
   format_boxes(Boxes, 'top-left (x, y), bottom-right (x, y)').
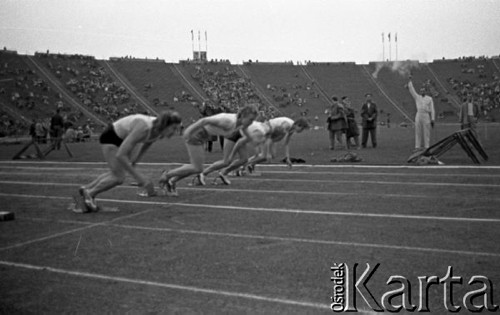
top-left (0, 204), bottom-right (156, 251)
top-left (2, 167), bottom-right (500, 178)
top-left (17, 217), bottom-right (500, 258)
top-left (263, 170), bottom-right (500, 178)
top-left (0, 260), bottom-right (329, 310)
top-left (0, 179), bottom-right (459, 199)
top-left (225, 177), bottom-right (500, 188)
top-left (1, 160), bottom-right (500, 169)
top-left (16, 217), bottom-right (500, 257)
top-left (1, 174), bottom-right (499, 189)
top-left (111, 223), bottom-right (500, 258)
top-left (1, 192), bottom-right (499, 223)
top-left (0, 167), bottom-right (107, 171)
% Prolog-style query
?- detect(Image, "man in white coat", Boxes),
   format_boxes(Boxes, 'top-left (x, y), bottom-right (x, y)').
top-left (407, 76), bottom-right (435, 151)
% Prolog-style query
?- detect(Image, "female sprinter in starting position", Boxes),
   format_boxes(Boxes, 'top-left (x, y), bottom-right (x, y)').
top-left (159, 104), bottom-right (258, 195)
top-left (78, 111), bottom-right (182, 213)
top-left (221, 116), bottom-right (310, 177)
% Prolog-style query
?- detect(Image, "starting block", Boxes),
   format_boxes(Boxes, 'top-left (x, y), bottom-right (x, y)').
top-left (408, 128), bottom-right (488, 164)
top-left (0, 211), bottom-right (15, 221)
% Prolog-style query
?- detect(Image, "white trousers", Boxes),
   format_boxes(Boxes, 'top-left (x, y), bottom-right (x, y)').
top-left (415, 112), bottom-right (431, 149)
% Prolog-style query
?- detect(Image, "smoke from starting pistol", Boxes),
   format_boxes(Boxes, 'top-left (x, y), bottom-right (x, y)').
top-left (372, 60), bottom-right (420, 79)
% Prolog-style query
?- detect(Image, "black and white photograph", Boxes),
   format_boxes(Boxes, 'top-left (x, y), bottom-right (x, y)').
top-left (1, 0), bottom-right (500, 313)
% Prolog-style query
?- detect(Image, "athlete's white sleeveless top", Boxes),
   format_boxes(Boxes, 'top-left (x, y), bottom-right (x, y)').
top-left (113, 114), bottom-right (155, 141)
top-left (268, 117), bottom-right (294, 142)
top-left (204, 113), bottom-right (238, 137)
top-left (245, 117), bottom-right (294, 144)
top-left (246, 121), bottom-right (269, 144)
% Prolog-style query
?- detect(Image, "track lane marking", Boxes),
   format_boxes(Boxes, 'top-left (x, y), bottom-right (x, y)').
top-left (0, 205), bottom-right (156, 251)
top-left (2, 160), bottom-right (500, 169)
top-left (1, 192), bottom-right (499, 223)
top-left (1, 175), bottom-right (500, 190)
top-left (0, 260), bottom-right (330, 310)
top-left (13, 216), bottom-right (500, 258)
top-left (2, 179), bottom-right (500, 201)
top-left (3, 167), bottom-right (500, 178)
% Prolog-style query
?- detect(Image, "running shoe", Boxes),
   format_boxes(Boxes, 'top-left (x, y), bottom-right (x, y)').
top-left (79, 187), bottom-right (98, 212)
top-left (159, 169), bottom-right (168, 188)
top-left (72, 193), bottom-right (88, 213)
top-left (194, 173), bottom-right (206, 186)
top-left (218, 172), bottom-right (231, 185)
top-left (247, 164), bottom-right (255, 174)
top-left (165, 178), bottom-right (178, 197)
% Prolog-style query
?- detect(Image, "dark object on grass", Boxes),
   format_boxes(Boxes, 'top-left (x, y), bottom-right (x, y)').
top-left (330, 152), bottom-right (363, 163)
top-left (282, 157), bottom-right (306, 164)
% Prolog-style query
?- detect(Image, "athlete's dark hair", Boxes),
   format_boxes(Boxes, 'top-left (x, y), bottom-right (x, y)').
top-left (237, 103), bottom-right (259, 119)
top-left (293, 117), bottom-right (311, 129)
top-left (155, 110), bottom-right (182, 130)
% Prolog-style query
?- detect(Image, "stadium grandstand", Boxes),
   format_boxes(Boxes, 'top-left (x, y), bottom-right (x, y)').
top-left (1, 47), bottom-right (499, 138)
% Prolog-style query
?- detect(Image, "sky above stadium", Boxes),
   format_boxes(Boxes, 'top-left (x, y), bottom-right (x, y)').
top-left (1, 0), bottom-right (499, 64)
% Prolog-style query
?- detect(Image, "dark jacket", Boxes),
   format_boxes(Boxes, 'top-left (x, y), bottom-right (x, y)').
top-left (327, 103), bottom-right (347, 131)
top-left (361, 102), bottom-right (378, 129)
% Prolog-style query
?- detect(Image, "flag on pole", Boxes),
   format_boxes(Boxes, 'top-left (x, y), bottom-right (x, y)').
top-left (191, 30), bottom-right (193, 40)
top-left (198, 30), bottom-right (200, 41)
top-left (205, 31), bottom-right (207, 41)
top-left (388, 32), bottom-right (391, 42)
top-left (395, 33), bottom-right (397, 42)
top-left (382, 32), bottom-right (384, 43)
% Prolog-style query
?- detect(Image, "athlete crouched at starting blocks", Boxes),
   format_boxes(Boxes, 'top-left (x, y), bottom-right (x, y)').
top-left (77, 111), bottom-right (182, 213)
top-left (227, 117), bottom-right (310, 177)
top-left (159, 104), bottom-right (258, 196)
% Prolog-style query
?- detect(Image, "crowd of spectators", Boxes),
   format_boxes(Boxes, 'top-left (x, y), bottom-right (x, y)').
top-left (267, 82), bottom-right (320, 115)
top-left (0, 111), bottom-right (27, 137)
top-left (0, 52), bottom-right (84, 136)
top-left (446, 71), bottom-right (500, 121)
top-left (38, 52), bottom-right (145, 122)
top-left (191, 65), bottom-right (279, 119)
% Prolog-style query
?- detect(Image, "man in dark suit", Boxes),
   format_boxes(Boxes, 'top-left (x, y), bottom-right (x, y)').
top-left (459, 93), bottom-right (479, 132)
top-left (50, 108), bottom-right (64, 150)
top-left (360, 93), bottom-right (378, 148)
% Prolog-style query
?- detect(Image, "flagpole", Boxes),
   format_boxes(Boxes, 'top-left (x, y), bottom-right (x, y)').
top-left (395, 33), bottom-right (398, 61)
top-left (388, 33), bottom-right (391, 61)
top-left (382, 32), bottom-right (385, 62)
top-left (198, 30), bottom-right (201, 61)
top-left (191, 30), bottom-right (194, 59)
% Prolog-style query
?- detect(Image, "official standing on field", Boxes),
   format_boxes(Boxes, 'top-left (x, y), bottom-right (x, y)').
top-left (360, 93), bottom-right (378, 148)
top-left (407, 77), bottom-right (435, 151)
top-left (50, 108), bottom-right (64, 150)
top-left (327, 96), bottom-right (347, 150)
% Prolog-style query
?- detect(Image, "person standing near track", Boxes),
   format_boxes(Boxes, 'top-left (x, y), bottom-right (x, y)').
top-left (159, 104), bottom-right (258, 196)
top-left (50, 108), bottom-right (64, 150)
top-left (407, 76), bottom-right (435, 151)
top-left (78, 111), bottom-right (182, 213)
top-left (327, 96), bottom-right (347, 150)
top-left (459, 93), bottom-right (479, 132)
top-left (342, 96), bottom-right (360, 150)
top-left (360, 93), bottom-right (378, 148)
